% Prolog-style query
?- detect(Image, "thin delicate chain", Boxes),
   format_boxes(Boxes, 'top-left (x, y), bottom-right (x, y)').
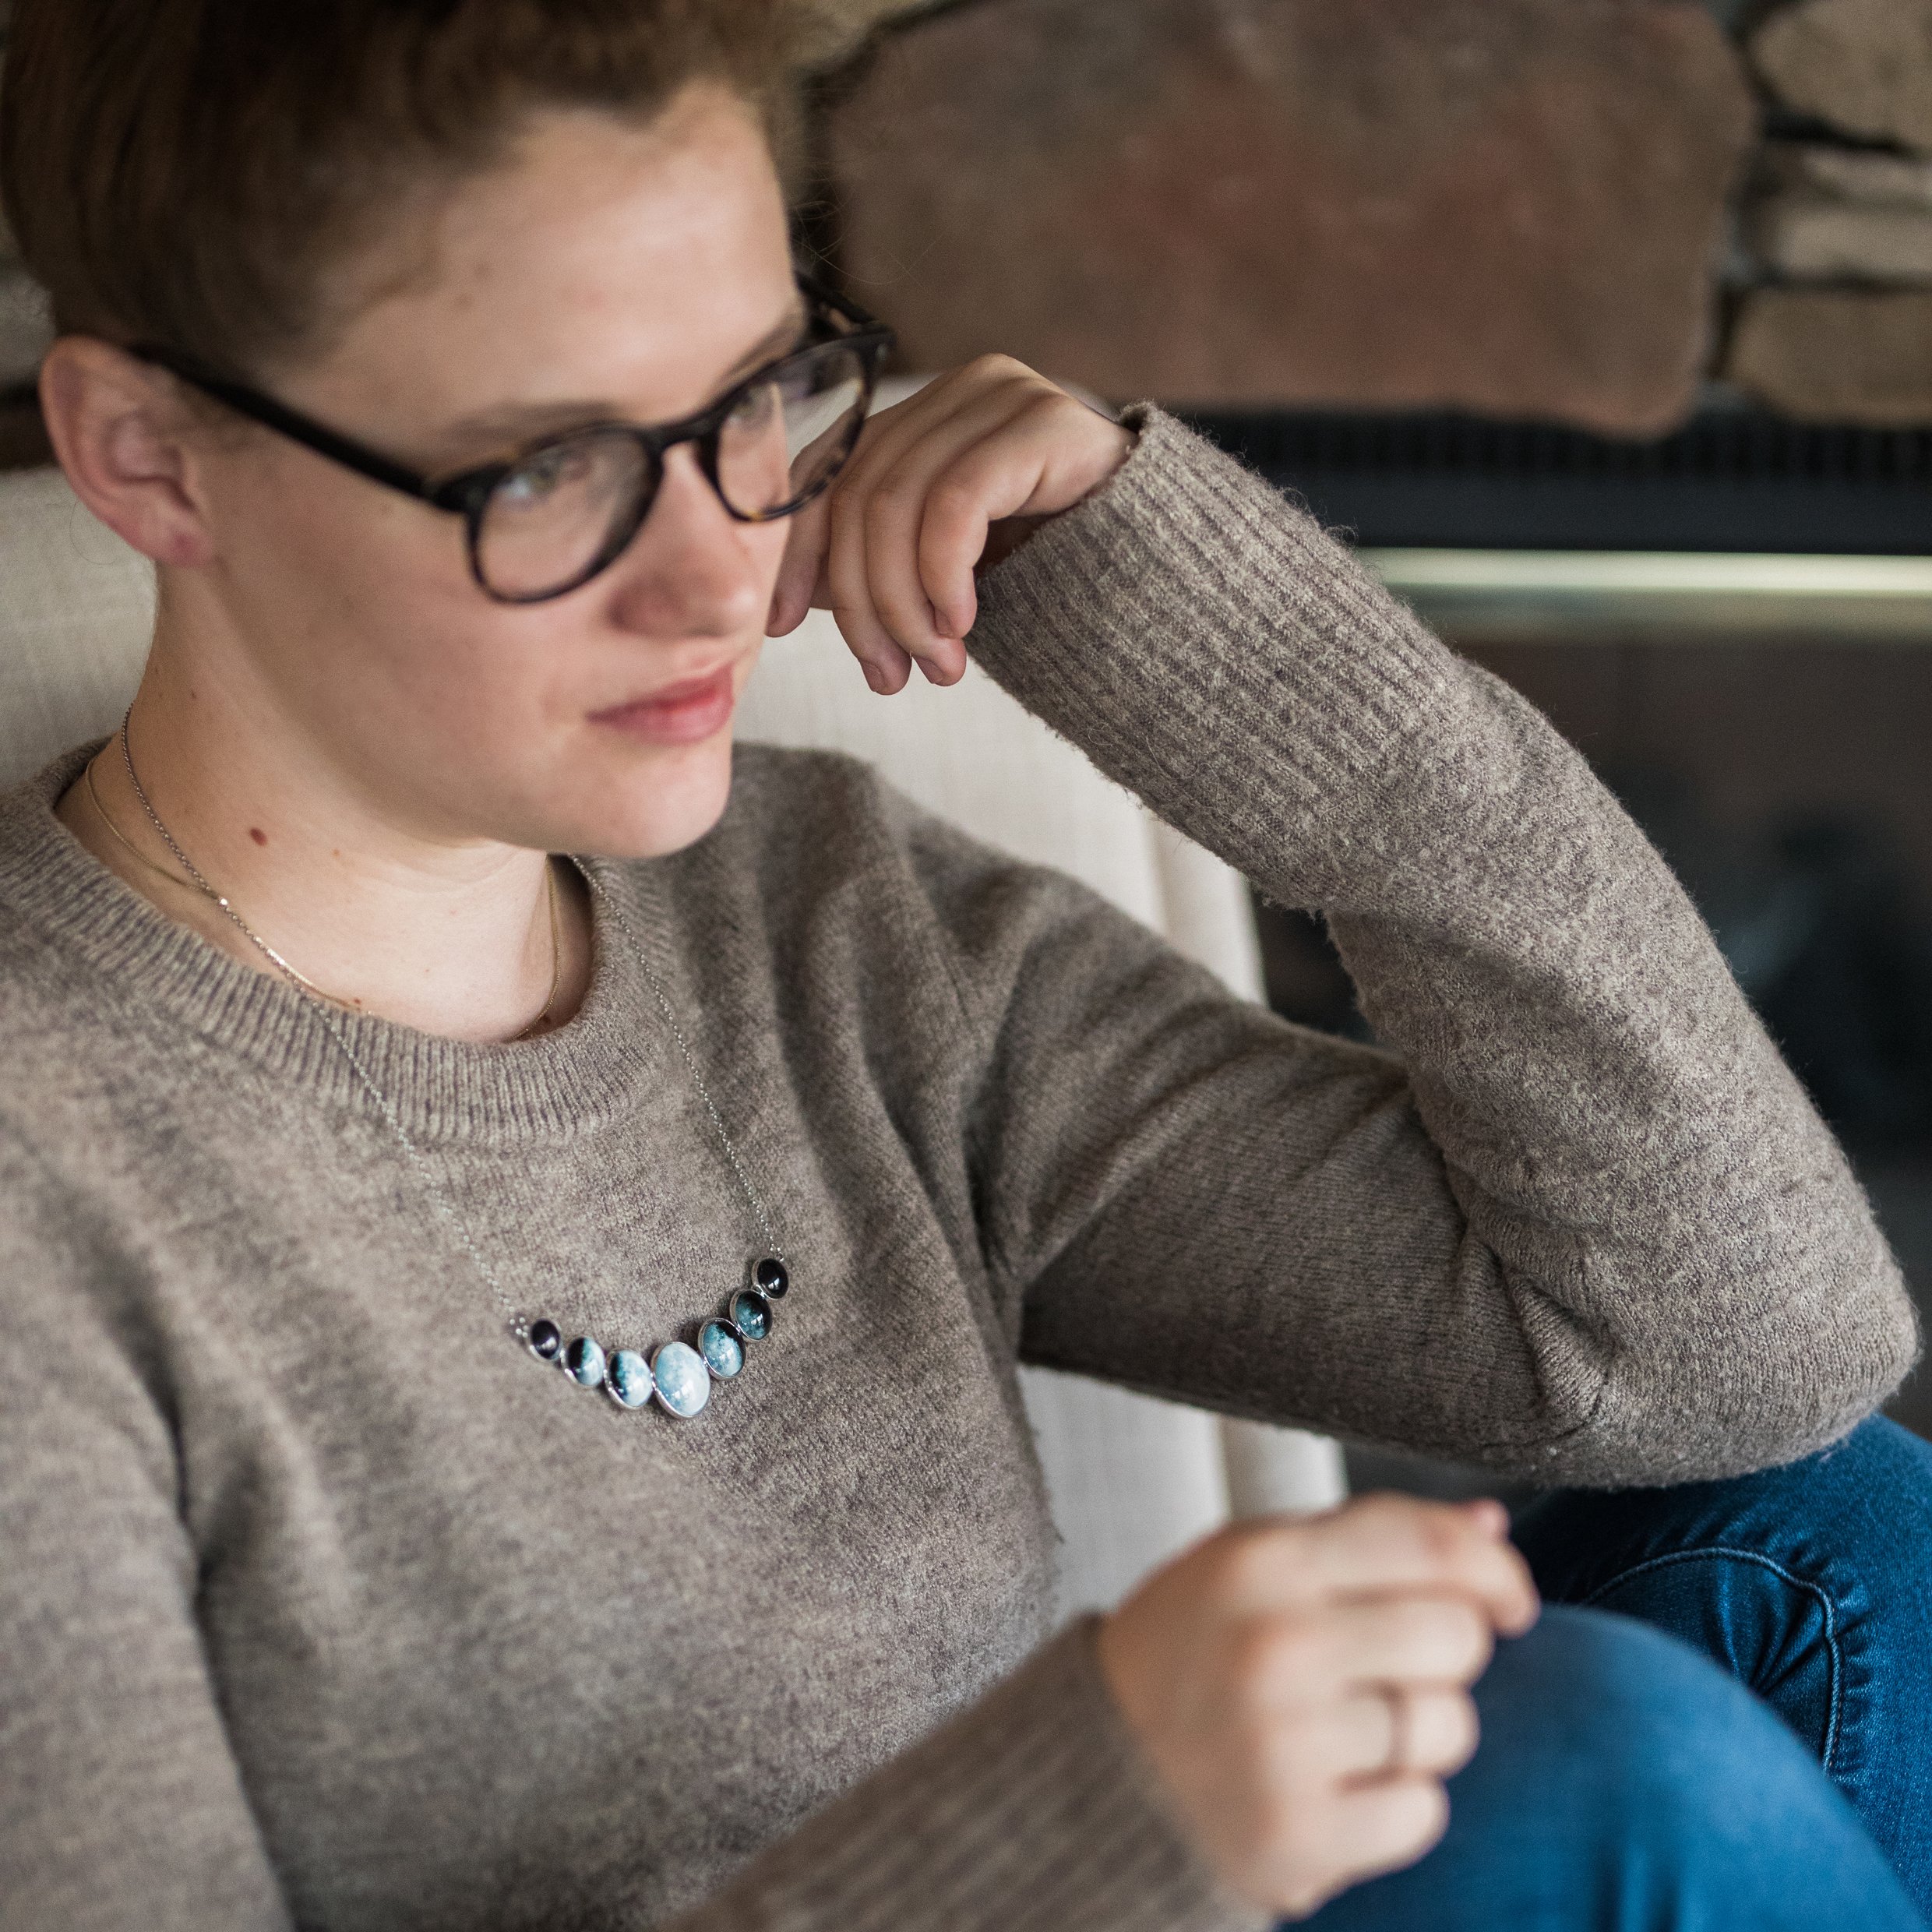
top-left (107, 728), bottom-right (558, 1030)
top-left (292, 985), bottom-right (531, 1330)
top-left (582, 872), bottom-right (783, 1264)
top-left (115, 713), bottom-right (783, 1335)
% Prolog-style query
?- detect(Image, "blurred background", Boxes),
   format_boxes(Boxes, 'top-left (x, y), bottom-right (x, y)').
top-left (4, 0), bottom-right (1930, 1475)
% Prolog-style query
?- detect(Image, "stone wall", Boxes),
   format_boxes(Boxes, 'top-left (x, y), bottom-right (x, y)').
top-left (1726, 0), bottom-right (1932, 421)
top-left (4, 0), bottom-right (1932, 464)
top-left (827, 0), bottom-right (1756, 435)
top-left (823, 0), bottom-right (1932, 430)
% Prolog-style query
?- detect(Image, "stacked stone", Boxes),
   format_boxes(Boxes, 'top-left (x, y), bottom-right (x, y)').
top-left (1728, 0), bottom-right (1932, 422)
top-left (12, 0), bottom-right (1931, 453)
top-left (823, 0), bottom-right (1757, 438)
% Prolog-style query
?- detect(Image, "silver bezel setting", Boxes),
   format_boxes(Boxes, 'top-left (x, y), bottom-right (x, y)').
top-left (603, 1346), bottom-right (654, 1410)
top-left (728, 1288), bottom-right (774, 1341)
top-left (650, 1339), bottom-right (712, 1419)
top-left (561, 1334), bottom-right (608, 1389)
top-left (698, 1317), bottom-right (747, 1381)
top-left (519, 1315), bottom-right (566, 1365)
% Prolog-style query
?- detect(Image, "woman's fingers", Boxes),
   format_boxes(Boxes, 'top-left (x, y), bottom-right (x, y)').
top-left (1098, 1506), bottom-right (1511, 1918)
top-left (806, 367), bottom-right (994, 687)
top-left (1308, 1686), bottom-right (1480, 1785)
top-left (1326, 1596), bottom-right (1496, 1694)
top-left (1239, 1596), bottom-right (1495, 1719)
top-left (1392, 1685), bottom-right (1482, 1780)
top-left (825, 472), bottom-right (917, 692)
top-left (912, 386), bottom-right (1130, 635)
top-left (860, 386), bottom-right (1043, 671)
top-left (1308, 1777), bottom-right (1452, 1908)
top-left (806, 355), bottom-right (1133, 693)
top-left (859, 366), bottom-right (1079, 643)
top-left (1254, 1773), bottom-right (1453, 1923)
top-left (763, 382), bottom-right (957, 672)
top-left (1217, 1495), bottom-right (1539, 1638)
top-left (767, 489), bottom-right (830, 638)
top-left (837, 372), bottom-right (1043, 686)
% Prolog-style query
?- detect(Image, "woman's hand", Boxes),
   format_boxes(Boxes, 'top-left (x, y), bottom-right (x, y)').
top-left (765, 354), bottom-right (1136, 694)
top-left (1096, 1493), bottom-right (1539, 1921)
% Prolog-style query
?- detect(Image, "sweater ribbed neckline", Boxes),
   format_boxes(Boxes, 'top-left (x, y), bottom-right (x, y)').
top-left (0, 741), bottom-right (679, 1147)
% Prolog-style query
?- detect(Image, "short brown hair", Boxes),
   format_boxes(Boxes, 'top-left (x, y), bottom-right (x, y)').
top-left (0, 0), bottom-right (806, 376)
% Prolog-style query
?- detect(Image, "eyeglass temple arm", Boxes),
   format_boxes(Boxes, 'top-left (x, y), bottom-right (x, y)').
top-left (125, 275), bottom-right (894, 509)
top-left (127, 344), bottom-right (442, 505)
top-left (794, 268), bottom-right (894, 346)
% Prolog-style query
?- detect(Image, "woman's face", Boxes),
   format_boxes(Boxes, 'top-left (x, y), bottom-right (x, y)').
top-left (175, 83), bottom-right (801, 859)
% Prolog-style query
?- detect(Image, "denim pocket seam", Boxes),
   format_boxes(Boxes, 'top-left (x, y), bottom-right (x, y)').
top-left (1574, 1546), bottom-right (1845, 1775)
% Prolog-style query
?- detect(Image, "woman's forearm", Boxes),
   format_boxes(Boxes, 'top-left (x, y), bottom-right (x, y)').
top-left (964, 405), bottom-right (1918, 1482)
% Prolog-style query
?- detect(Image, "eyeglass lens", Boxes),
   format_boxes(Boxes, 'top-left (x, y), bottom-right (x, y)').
top-left (473, 340), bottom-right (873, 601)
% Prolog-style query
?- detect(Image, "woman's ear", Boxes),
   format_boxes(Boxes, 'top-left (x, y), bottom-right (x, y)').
top-left (37, 336), bottom-right (219, 569)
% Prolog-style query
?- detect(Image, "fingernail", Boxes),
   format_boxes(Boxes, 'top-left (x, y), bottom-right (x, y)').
top-left (918, 657), bottom-right (940, 685)
top-left (862, 661), bottom-right (886, 693)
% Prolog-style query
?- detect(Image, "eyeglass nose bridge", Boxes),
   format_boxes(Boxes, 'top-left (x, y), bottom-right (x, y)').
top-left (654, 412), bottom-right (749, 523)
top-left (576, 425), bottom-right (752, 595)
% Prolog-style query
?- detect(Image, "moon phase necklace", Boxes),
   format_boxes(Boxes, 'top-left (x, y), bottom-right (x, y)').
top-left (115, 713), bottom-right (788, 1421)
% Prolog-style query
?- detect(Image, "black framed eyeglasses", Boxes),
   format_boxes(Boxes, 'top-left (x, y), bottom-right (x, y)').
top-left (128, 272), bottom-right (895, 605)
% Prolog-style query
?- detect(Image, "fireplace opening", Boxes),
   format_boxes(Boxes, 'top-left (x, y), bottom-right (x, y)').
top-left (1229, 488), bottom-right (1932, 1472)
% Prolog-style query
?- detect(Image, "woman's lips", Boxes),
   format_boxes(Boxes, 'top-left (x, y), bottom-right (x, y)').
top-left (590, 665), bottom-right (738, 746)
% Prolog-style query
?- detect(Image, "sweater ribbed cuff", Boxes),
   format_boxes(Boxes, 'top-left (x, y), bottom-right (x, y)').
top-left (966, 403), bottom-right (1461, 912)
top-left (675, 1616), bottom-right (1268, 1932)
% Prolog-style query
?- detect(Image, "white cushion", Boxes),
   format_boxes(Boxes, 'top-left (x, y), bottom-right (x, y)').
top-left (739, 608), bottom-right (1345, 1617)
top-left (0, 468), bottom-right (157, 786)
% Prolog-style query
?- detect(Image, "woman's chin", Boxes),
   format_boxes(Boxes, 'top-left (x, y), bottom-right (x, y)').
top-left (551, 733), bottom-right (738, 862)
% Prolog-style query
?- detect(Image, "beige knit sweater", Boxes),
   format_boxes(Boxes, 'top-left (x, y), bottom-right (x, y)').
top-left (0, 407), bottom-right (1914, 1932)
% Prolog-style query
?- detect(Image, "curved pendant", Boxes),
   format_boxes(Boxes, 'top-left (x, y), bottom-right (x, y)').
top-left (729, 1288), bottom-right (774, 1341)
top-left (562, 1335), bottom-right (607, 1387)
top-left (699, 1318), bottom-right (746, 1380)
top-left (521, 1255), bottom-right (790, 1416)
top-left (605, 1347), bottom-right (653, 1409)
top-left (652, 1340), bottom-right (712, 1419)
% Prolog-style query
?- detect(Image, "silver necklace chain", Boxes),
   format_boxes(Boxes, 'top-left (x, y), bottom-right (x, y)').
top-left (583, 880), bottom-right (783, 1266)
top-left (113, 714), bottom-right (786, 1412)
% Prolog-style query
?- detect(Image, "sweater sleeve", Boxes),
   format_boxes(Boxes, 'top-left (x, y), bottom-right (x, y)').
top-left (0, 1130), bottom-right (1261, 1932)
top-left (944, 404), bottom-right (1917, 1486)
top-left (0, 1126), bottom-right (297, 1932)
top-left (659, 1615), bottom-right (1265, 1932)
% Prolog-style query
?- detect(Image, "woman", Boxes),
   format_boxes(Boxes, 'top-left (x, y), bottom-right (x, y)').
top-left (1, 3), bottom-right (1927, 1927)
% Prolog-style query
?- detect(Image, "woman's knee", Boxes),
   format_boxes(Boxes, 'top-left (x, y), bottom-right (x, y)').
top-left (1511, 1416), bottom-right (1932, 1914)
top-left (1305, 1606), bottom-right (1921, 1930)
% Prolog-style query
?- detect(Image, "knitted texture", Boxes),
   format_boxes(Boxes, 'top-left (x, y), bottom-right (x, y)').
top-left (0, 408), bottom-right (1913, 1930)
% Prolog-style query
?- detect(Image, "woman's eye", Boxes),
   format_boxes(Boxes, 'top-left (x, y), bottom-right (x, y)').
top-left (499, 448), bottom-right (588, 506)
top-left (728, 382), bottom-right (780, 431)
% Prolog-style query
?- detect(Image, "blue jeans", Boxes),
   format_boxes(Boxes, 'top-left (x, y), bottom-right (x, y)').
top-left (1303, 1417), bottom-right (1932, 1930)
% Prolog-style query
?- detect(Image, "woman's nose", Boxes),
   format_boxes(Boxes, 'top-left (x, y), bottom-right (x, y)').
top-left (602, 442), bottom-right (773, 640)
